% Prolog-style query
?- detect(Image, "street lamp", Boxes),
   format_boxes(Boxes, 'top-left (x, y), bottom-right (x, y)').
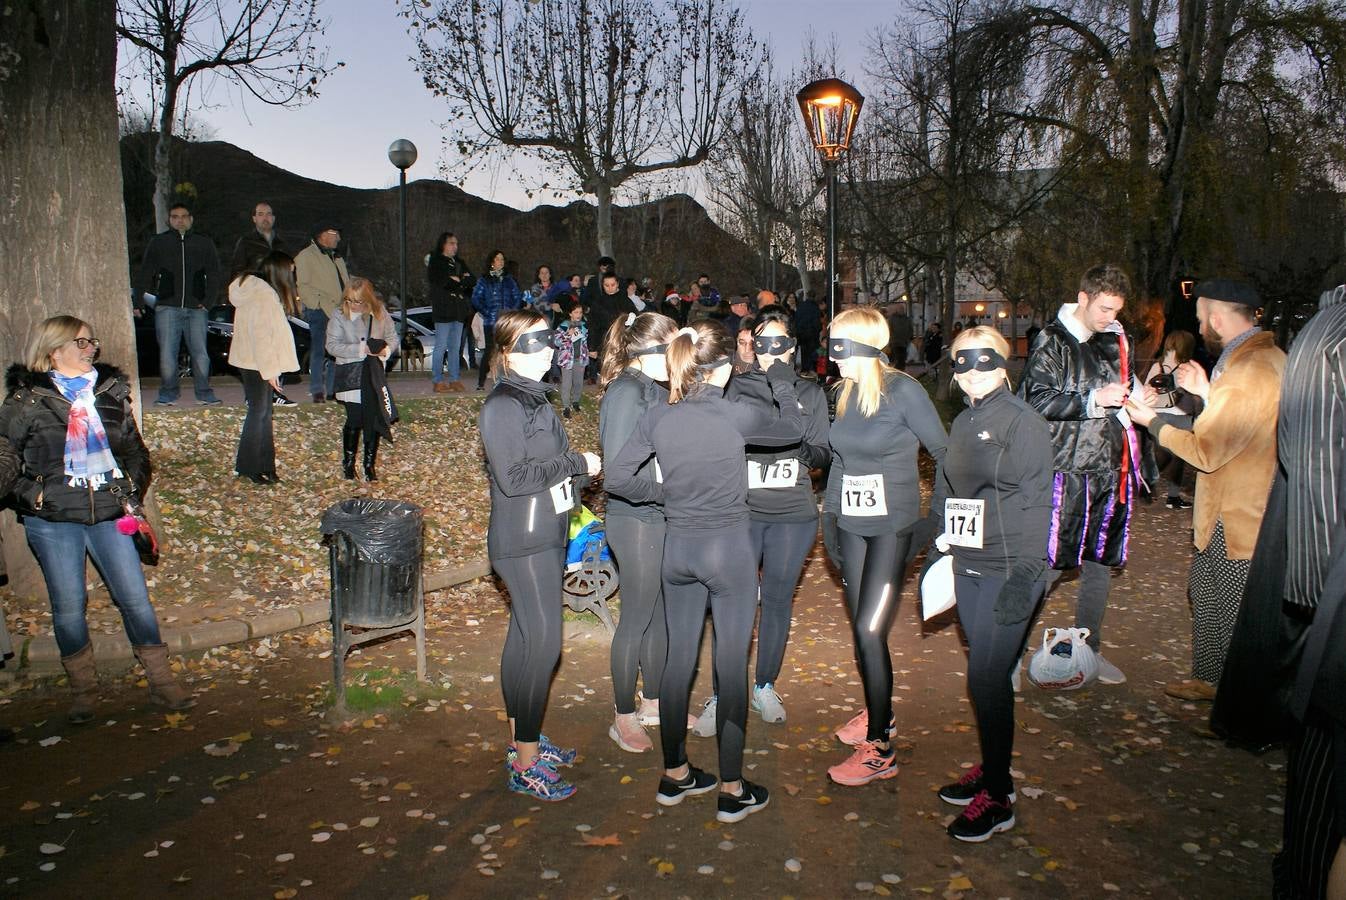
top-left (388, 139), bottom-right (418, 370)
top-left (797, 78), bottom-right (864, 322)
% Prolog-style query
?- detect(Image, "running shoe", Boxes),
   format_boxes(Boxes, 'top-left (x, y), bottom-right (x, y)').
top-left (637, 694), bottom-right (700, 729)
top-left (609, 711), bottom-right (653, 753)
top-left (752, 683), bottom-right (787, 724)
top-left (717, 780), bottom-right (770, 823)
top-left (505, 736), bottom-right (576, 770)
top-left (938, 764), bottom-right (1018, 806)
top-left (1165, 496), bottom-right (1193, 510)
top-left (692, 696), bottom-right (718, 737)
top-left (507, 756), bottom-right (576, 802)
top-left (834, 709), bottom-right (895, 746)
top-left (656, 766), bottom-right (719, 806)
top-left (947, 789), bottom-right (1015, 842)
top-left (1095, 654), bottom-right (1127, 685)
top-left (827, 741), bottom-right (899, 786)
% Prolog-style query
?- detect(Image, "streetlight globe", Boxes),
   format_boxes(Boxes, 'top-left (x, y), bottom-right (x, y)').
top-left (796, 78), bottom-right (864, 163)
top-left (388, 139), bottom-right (418, 170)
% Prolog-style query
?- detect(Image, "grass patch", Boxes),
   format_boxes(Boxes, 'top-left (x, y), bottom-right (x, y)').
top-left (329, 664), bottom-right (454, 711)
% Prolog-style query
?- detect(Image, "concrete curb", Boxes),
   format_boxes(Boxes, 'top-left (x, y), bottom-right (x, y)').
top-left (19, 558), bottom-right (493, 674)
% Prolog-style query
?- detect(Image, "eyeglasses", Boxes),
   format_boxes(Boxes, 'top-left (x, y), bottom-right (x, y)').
top-left (71, 338), bottom-right (101, 350)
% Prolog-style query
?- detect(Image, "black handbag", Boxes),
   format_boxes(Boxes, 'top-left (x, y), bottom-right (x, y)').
top-left (333, 314), bottom-right (377, 393)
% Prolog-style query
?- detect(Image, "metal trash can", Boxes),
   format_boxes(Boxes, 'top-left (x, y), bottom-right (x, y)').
top-left (320, 499), bottom-right (427, 708)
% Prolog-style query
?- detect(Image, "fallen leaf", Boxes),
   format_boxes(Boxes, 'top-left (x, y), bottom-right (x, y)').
top-left (948, 875), bottom-right (973, 891)
top-left (656, 860), bottom-right (675, 876)
top-left (228, 731), bottom-right (253, 743)
top-left (20, 801), bottom-right (40, 812)
top-left (39, 843), bottom-right (65, 855)
top-left (359, 817), bottom-right (380, 828)
top-left (576, 833), bottom-right (622, 847)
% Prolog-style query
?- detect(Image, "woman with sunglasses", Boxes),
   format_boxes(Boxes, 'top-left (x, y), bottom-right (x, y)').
top-left (824, 307), bottom-right (948, 787)
top-left (606, 320), bottom-right (801, 823)
top-left (479, 309), bottom-right (601, 801)
top-left (598, 311), bottom-right (680, 753)
top-left (928, 326), bottom-right (1053, 842)
top-left (722, 305), bottom-right (829, 726)
top-left (0, 316), bottom-right (195, 722)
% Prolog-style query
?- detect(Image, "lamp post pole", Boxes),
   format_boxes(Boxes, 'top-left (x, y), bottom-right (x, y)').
top-left (825, 161), bottom-right (838, 322)
top-left (388, 139), bottom-right (418, 372)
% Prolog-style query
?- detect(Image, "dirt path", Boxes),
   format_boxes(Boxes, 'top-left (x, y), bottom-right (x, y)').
top-left (0, 500), bottom-right (1282, 898)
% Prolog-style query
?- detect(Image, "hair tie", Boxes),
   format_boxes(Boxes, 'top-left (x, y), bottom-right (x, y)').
top-left (625, 312), bottom-right (637, 327)
top-left (675, 326), bottom-right (699, 343)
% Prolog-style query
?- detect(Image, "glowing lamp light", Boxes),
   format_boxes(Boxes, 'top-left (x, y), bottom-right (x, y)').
top-left (975, 303), bottom-right (986, 312)
top-left (796, 78), bottom-right (864, 163)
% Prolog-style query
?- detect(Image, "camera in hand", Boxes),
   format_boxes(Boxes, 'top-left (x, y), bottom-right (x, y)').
top-left (366, 338), bottom-right (387, 354)
top-left (1148, 372), bottom-right (1176, 392)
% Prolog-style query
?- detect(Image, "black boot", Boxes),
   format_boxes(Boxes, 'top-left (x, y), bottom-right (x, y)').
top-left (363, 434), bottom-right (380, 482)
top-left (342, 425), bottom-right (360, 480)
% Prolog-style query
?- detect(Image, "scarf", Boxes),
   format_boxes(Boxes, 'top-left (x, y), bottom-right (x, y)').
top-left (51, 372), bottom-right (119, 489)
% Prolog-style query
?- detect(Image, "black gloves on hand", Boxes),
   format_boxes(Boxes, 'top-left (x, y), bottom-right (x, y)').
top-left (994, 559), bottom-right (1047, 626)
top-left (905, 516), bottom-right (940, 569)
top-left (764, 359), bottom-right (795, 387)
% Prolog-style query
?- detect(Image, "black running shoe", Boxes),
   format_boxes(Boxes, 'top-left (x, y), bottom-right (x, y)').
top-left (938, 764), bottom-right (1017, 807)
top-left (947, 789), bottom-right (1015, 842)
top-left (1166, 496), bottom-right (1192, 510)
top-left (716, 780), bottom-right (770, 823)
top-left (656, 766), bottom-right (718, 807)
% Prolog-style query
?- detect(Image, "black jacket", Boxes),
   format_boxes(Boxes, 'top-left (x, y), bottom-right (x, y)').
top-left (0, 364), bottom-right (152, 525)
top-left (1017, 313), bottom-right (1127, 475)
top-left (479, 372), bottom-right (588, 560)
top-left (586, 289), bottom-right (627, 355)
top-left (599, 368), bottom-right (669, 522)
top-left (727, 369), bottom-right (830, 522)
top-left (135, 229), bottom-right (221, 309)
top-left (427, 254), bottom-right (474, 323)
top-left (938, 386), bottom-right (1054, 576)
top-left (230, 229), bottom-right (287, 275)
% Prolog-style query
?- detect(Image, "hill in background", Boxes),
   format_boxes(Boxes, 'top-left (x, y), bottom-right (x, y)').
top-left (121, 135), bottom-right (791, 301)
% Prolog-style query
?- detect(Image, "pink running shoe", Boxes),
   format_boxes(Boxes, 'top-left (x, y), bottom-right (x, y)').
top-left (609, 711), bottom-right (653, 753)
top-left (834, 709), bottom-right (896, 746)
top-left (828, 741), bottom-right (899, 786)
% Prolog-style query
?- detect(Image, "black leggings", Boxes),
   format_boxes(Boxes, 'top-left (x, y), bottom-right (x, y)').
top-left (477, 323), bottom-right (496, 388)
top-left (660, 528), bottom-right (758, 782)
top-left (839, 528), bottom-right (912, 742)
top-left (607, 515), bottom-right (669, 714)
top-left (236, 368), bottom-right (275, 476)
top-left (341, 401), bottom-right (379, 440)
top-left (749, 518), bottom-right (817, 686)
top-left (954, 570), bottom-right (1040, 798)
top-left (493, 548), bottom-right (564, 744)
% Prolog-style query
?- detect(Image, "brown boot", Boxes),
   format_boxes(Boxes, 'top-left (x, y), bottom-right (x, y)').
top-left (133, 643), bottom-right (197, 710)
top-left (1164, 678), bottom-right (1217, 701)
top-left (60, 643), bottom-right (99, 724)
top-left (433, 381), bottom-right (450, 394)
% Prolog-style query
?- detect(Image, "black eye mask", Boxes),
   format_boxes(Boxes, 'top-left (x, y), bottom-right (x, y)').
top-left (697, 356), bottom-right (731, 372)
top-left (829, 338), bottom-right (884, 361)
top-left (512, 328), bottom-right (555, 353)
top-left (753, 335), bottom-right (797, 355)
top-left (951, 347), bottom-right (1007, 373)
top-left (631, 342), bottom-right (669, 357)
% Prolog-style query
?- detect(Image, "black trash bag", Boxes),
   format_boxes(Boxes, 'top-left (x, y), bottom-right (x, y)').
top-left (320, 499), bottom-right (422, 566)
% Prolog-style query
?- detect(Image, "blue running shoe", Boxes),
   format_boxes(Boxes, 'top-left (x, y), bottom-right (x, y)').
top-left (538, 734), bottom-right (577, 767)
top-left (507, 756), bottom-right (577, 802)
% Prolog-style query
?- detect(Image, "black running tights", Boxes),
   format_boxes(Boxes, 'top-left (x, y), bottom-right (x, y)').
top-left (607, 515), bottom-right (669, 714)
top-left (659, 529), bottom-right (758, 783)
top-left (749, 518), bottom-right (817, 687)
top-left (838, 528), bottom-right (911, 742)
top-left (494, 548), bottom-right (565, 744)
top-left (954, 570), bottom-right (1039, 798)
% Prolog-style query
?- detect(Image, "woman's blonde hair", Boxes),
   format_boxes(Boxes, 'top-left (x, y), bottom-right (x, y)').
top-left (26, 315), bottom-right (88, 372)
top-left (949, 325), bottom-right (1012, 390)
top-left (832, 307), bottom-right (894, 418)
top-left (491, 308), bottom-right (549, 381)
top-left (341, 276), bottom-right (388, 320)
top-left (666, 320), bottom-right (732, 403)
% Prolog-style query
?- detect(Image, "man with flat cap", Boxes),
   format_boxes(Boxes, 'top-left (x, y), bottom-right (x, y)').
top-left (294, 223), bottom-right (349, 402)
top-left (1126, 279), bottom-right (1285, 701)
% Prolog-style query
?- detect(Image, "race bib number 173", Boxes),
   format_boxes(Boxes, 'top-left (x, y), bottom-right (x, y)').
top-left (841, 473), bottom-right (887, 517)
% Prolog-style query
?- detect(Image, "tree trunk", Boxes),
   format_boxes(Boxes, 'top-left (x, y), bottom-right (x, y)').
top-left (593, 178), bottom-right (614, 258)
top-left (791, 217), bottom-right (811, 299)
top-left (0, 1), bottom-right (142, 601)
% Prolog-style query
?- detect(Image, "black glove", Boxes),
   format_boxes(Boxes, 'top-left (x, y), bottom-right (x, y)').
top-left (994, 559), bottom-right (1047, 626)
top-left (904, 515), bottom-right (940, 568)
top-left (764, 358), bottom-right (795, 387)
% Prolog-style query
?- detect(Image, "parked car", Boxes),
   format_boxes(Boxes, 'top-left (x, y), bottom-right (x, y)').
top-left (132, 294), bottom-right (233, 381)
top-left (205, 303), bottom-right (311, 384)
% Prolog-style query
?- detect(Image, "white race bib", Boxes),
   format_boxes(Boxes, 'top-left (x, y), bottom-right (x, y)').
top-left (748, 458), bottom-right (799, 490)
top-left (841, 473), bottom-right (887, 517)
top-left (943, 498), bottom-right (985, 549)
top-left (549, 479), bottom-right (575, 515)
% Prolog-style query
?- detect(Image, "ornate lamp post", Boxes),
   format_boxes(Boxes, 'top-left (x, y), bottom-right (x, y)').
top-left (388, 139), bottom-right (418, 370)
top-left (796, 78), bottom-right (864, 322)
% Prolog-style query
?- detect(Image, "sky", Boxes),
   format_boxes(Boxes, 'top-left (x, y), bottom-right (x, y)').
top-left (170, 0), bottom-right (896, 211)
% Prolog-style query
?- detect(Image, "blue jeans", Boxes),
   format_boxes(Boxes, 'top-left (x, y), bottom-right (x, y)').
top-left (431, 321), bottom-right (463, 382)
top-left (304, 308), bottom-right (336, 397)
top-left (155, 305), bottom-right (214, 402)
top-left (24, 517), bottom-right (163, 656)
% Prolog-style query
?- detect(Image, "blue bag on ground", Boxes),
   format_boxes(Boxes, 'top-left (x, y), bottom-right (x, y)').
top-left (566, 506), bottom-right (610, 571)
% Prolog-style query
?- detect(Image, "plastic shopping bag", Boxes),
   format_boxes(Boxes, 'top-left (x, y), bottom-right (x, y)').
top-left (565, 505), bottom-right (611, 571)
top-left (1027, 627), bottom-right (1099, 691)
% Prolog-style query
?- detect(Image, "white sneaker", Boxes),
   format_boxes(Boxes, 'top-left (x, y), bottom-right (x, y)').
top-left (1095, 654), bottom-right (1127, 685)
top-left (752, 683), bottom-right (787, 724)
top-left (692, 696), bottom-right (718, 737)
top-left (1010, 660), bottom-right (1022, 693)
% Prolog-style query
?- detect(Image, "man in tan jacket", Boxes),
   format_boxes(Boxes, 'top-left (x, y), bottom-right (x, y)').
top-left (1126, 279), bottom-right (1286, 700)
top-left (294, 224), bottom-right (350, 402)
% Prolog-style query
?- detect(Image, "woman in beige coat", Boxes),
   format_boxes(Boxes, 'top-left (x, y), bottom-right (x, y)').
top-left (228, 251), bottom-right (300, 485)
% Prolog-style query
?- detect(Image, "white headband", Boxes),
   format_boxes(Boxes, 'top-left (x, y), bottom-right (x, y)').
top-left (625, 312), bottom-right (637, 327)
top-left (675, 326), bottom-right (699, 344)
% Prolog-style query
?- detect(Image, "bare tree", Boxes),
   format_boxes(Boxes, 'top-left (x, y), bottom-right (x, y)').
top-left (116, 0), bottom-right (341, 232)
top-left (403, 0), bottom-right (754, 258)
